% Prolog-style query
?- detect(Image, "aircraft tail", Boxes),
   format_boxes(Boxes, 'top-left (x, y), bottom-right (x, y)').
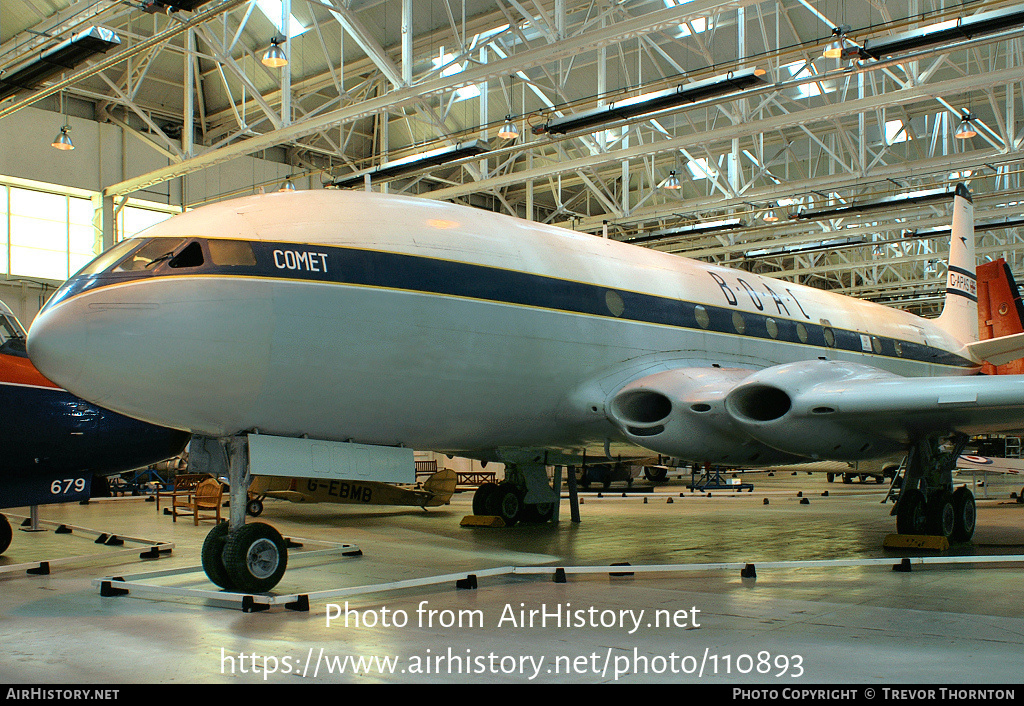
top-left (973, 258), bottom-right (1024, 373)
top-left (934, 183), bottom-right (978, 346)
top-left (422, 468), bottom-right (457, 506)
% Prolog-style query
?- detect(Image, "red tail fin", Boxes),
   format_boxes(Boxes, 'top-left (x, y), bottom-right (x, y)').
top-left (977, 258), bottom-right (1024, 374)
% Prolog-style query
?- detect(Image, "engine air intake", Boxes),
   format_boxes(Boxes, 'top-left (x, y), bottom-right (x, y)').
top-left (610, 390), bottom-right (672, 425)
top-left (728, 384), bottom-right (792, 422)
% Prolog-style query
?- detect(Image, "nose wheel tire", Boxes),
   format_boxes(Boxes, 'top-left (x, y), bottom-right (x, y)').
top-left (221, 522), bottom-right (288, 593)
top-left (201, 522), bottom-right (235, 590)
top-left (0, 514), bottom-right (12, 555)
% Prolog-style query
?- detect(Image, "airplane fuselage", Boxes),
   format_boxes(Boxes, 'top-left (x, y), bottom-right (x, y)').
top-left (27, 190), bottom-right (977, 465)
top-left (0, 305), bottom-right (189, 508)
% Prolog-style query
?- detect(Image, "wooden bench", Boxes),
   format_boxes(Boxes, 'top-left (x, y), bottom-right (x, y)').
top-left (457, 470), bottom-right (497, 487)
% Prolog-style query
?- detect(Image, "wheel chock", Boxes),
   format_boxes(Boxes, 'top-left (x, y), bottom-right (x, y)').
top-left (27, 562), bottom-right (50, 576)
top-left (883, 534), bottom-right (949, 551)
top-left (100, 578), bottom-right (129, 597)
top-left (763, 498), bottom-right (770, 505)
top-left (139, 546), bottom-right (170, 560)
top-left (242, 596), bottom-right (270, 613)
top-left (553, 568), bottom-right (567, 583)
top-left (460, 515), bottom-right (506, 527)
top-left (286, 595), bottom-right (310, 612)
top-left (456, 574), bottom-right (478, 590)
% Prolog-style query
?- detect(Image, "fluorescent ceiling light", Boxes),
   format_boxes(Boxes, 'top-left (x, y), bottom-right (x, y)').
top-left (329, 140), bottom-right (490, 188)
top-left (859, 4), bottom-right (1024, 60)
top-left (0, 26), bottom-right (120, 100)
top-left (533, 67), bottom-right (767, 135)
top-left (791, 188), bottom-right (952, 220)
top-left (627, 218), bottom-right (744, 244)
top-left (745, 237), bottom-right (865, 259)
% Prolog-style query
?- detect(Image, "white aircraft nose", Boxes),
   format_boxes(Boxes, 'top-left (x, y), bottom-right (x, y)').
top-left (27, 302), bottom-right (89, 393)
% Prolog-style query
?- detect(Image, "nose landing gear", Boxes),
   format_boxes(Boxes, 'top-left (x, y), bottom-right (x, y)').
top-left (194, 435), bottom-right (291, 593)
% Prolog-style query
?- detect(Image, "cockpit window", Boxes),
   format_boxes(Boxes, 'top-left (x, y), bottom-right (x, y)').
top-left (207, 239), bottom-right (256, 267)
top-left (0, 313), bottom-right (25, 346)
top-left (75, 238), bottom-right (143, 276)
top-left (115, 237), bottom-right (188, 272)
top-left (168, 241), bottom-right (205, 268)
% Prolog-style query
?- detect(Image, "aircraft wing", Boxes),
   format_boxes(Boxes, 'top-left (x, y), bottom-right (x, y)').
top-left (956, 454), bottom-right (1024, 475)
top-left (606, 359), bottom-right (1024, 463)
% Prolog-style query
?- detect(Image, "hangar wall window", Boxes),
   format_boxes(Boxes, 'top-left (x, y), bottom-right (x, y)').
top-left (0, 176), bottom-right (180, 283)
top-left (5, 185), bottom-right (97, 281)
top-left (117, 203), bottom-right (177, 241)
top-left (0, 185), bottom-right (7, 277)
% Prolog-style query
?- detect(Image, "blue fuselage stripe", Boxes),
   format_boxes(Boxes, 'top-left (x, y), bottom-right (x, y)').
top-left (52, 238), bottom-right (977, 370)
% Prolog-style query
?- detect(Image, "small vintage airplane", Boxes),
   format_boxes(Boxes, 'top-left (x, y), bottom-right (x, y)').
top-left (0, 301), bottom-right (189, 555)
top-left (26, 182), bottom-right (1024, 592)
top-left (245, 468), bottom-right (457, 515)
top-left (956, 454), bottom-right (1024, 476)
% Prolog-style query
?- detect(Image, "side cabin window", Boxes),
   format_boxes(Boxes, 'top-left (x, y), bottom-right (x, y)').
top-left (207, 239), bottom-right (256, 267)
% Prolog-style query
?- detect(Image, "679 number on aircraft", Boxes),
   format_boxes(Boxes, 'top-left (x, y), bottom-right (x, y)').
top-left (0, 473), bottom-right (92, 508)
top-left (51, 478), bottom-right (88, 496)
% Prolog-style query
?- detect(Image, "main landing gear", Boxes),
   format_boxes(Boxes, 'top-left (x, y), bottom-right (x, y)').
top-left (893, 434), bottom-right (976, 543)
top-left (471, 460), bottom-right (558, 526)
top-left (192, 436), bottom-right (290, 593)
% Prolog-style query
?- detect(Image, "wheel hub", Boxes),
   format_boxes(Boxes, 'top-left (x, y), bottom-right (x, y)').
top-left (245, 538), bottom-right (280, 579)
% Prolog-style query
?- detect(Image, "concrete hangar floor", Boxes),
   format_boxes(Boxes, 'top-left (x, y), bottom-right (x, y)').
top-left (1, 470), bottom-right (1022, 686)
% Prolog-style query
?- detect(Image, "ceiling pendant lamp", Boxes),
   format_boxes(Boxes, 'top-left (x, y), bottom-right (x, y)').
top-left (662, 170), bottom-right (682, 190)
top-left (262, 36), bottom-right (288, 68)
top-left (823, 25), bottom-right (857, 59)
top-left (498, 115), bottom-right (519, 139)
top-left (954, 111), bottom-right (977, 140)
top-left (51, 125), bottom-right (74, 151)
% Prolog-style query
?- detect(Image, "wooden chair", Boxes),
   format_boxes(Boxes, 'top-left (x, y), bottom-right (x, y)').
top-left (188, 478), bottom-right (225, 526)
top-left (159, 473), bottom-right (210, 514)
